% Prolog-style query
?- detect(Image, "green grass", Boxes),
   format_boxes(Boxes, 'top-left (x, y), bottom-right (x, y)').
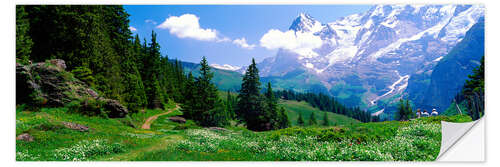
top-left (217, 90), bottom-right (359, 126)
top-left (186, 66), bottom-right (242, 91)
top-left (16, 104), bottom-right (472, 161)
top-left (134, 116), bottom-right (454, 161)
top-left (16, 105), bottom-right (183, 161)
top-left (279, 100), bottom-right (360, 126)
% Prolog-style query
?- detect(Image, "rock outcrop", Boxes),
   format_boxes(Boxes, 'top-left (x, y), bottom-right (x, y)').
top-left (16, 59), bottom-right (128, 118)
top-left (16, 133), bottom-right (34, 142)
top-left (168, 116), bottom-right (186, 124)
top-left (61, 122), bottom-right (89, 132)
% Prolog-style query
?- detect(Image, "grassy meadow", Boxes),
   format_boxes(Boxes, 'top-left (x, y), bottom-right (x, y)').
top-left (16, 103), bottom-right (471, 161)
top-left (279, 100), bottom-right (360, 126)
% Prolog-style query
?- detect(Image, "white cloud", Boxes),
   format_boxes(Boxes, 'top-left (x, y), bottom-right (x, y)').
top-left (260, 29), bottom-right (323, 58)
top-left (156, 14), bottom-right (257, 50)
top-left (129, 26), bottom-right (137, 32)
top-left (232, 38), bottom-right (256, 50)
top-left (157, 14), bottom-right (218, 41)
top-left (145, 19), bottom-right (157, 25)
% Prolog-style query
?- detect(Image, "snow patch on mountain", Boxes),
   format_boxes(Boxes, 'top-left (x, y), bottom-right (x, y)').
top-left (440, 5), bottom-right (485, 43)
top-left (433, 56), bottom-right (444, 62)
top-left (370, 71), bottom-right (410, 105)
top-left (210, 64), bottom-right (241, 71)
top-left (252, 5), bottom-right (484, 110)
top-left (372, 109), bottom-right (384, 116)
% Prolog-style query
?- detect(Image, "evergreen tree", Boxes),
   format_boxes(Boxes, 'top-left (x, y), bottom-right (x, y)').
top-left (278, 106), bottom-right (290, 129)
top-left (322, 112), bottom-right (330, 126)
top-left (264, 82), bottom-right (279, 129)
top-left (120, 50), bottom-right (147, 112)
top-left (182, 57), bottom-right (229, 127)
top-left (405, 99), bottom-right (414, 119)
top-left (236, 58), bottom-right (266, 131)
top-left (395, 99), bottom-right (413, 121)
top-left (142, 31), bottom-right (165, 108)
top-left (297, 112), bottom-right (305, 126)
top-left (181, 72), bottom-right (196, 119)
top-left (16, 5), bottom-right (32, 64)
top-left (462, 56), bottom-right (485, 120)
top-left (196, 57), bottom-right (217, 114)
top-left (225, 90), bottom-right (236, 119)
top-left (205, 99), bottom-right (230, 127)
top-left (308, 112), bottom-right (317, 125)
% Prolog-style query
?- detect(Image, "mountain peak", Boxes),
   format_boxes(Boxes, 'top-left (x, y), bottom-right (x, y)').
top-left (298, 12), bottom-right (313, 19)
top-left (289, 12), bottom-right (322, 33)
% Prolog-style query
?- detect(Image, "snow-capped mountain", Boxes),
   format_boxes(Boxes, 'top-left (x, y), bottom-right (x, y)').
top-left (255, 5), bottom-right (484, 113)
top-left (210, 63), bottom-right (242, 71)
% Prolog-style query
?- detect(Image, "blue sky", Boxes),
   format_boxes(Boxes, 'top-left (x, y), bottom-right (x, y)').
top-left (124, 5), bottom-right (372, 67)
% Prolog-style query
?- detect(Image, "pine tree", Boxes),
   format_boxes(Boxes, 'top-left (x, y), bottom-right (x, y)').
top-left (183, 57), bottom-right (229, 127)
top-left (405, 100), bottom-right (414, 119)
top-left (16, 5), bottom-right (32, 64)
top-left (225, 90), bottom-right (236, 119)
top-left (120, 50), bottom-right (147, 112)
top-left (278, 106), bottom-right (290, 129)
top-left (322, 112), bottom-right (330, 126)
top-left (181, 72), bottom-right (196, 119)
top-left (264, 82), bottom-right (279, 129)
top-left (141, 31), bottom-right (165, 108)
top-left (308, 112), bottom-right (317, 125)
top-left (236, 58), bottom-right (267, 131)
top-left (196, 57), bottom-right (217, 114)
top-left (462, 56), bottom-right (485, 120)
top-left (297, 112), bottom-right (305, 126)
top-left (395, 99), bottom-right (413, 121)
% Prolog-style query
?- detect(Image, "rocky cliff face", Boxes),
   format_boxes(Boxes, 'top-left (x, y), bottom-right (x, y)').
top-left (408, 17), bottom-right (484, 112)
top-left (16, 59), bottom-right (128, 118)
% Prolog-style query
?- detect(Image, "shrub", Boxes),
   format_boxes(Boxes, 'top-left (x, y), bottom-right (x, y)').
top-left (65, 97), bottom-right (105, 117)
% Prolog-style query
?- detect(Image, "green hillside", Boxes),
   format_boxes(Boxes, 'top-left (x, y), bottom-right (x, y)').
top-left (217, 90), bottom-right (361, 126)
top-left (16, 105), bottom-right (471, 161)
top-left (181, 61), bottom-right (242, 91)
top-left (279, 100), bottom-right (360, 126)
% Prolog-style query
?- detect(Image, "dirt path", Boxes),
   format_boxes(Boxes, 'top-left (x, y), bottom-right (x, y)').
top-left (141, 104), bottom-right (180, 130)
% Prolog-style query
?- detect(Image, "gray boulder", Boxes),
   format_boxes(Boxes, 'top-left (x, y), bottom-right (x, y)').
top-left (61, 122), bottom-right (89, 132)
top-left (168, 116), bottom-right (186, 124)
top-left (16, 133), bottom-right (34, 142)
top-left (16, 59), bottom-right (128, 118)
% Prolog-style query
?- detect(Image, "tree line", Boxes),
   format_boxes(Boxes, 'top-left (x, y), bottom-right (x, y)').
top-left (274, 90), bottom-right (379, 122)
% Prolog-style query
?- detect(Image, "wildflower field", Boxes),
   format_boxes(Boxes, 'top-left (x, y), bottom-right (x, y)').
top-left (16, 104), bottom-right (472, 161)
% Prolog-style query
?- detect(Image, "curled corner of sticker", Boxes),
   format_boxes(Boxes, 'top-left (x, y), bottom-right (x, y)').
top-left (436, 118), bottom-right (481, 160)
